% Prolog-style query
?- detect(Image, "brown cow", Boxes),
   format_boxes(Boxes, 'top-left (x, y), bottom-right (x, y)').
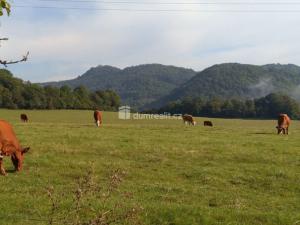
top-left (20, 114), bottom-right (28, 122)
top-left (93, 110), bottom-right (103, 127)
top-left (182, 114), bottom-right (196, 126)
top-left (0, 120), bottom-right (30, 176)
top-left (276, 114), bottom-right (290, 135)
top-left (204, 121), bottom-right (213, 127)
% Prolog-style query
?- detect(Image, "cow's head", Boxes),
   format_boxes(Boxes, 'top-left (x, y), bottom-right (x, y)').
top-left (193, 121), bottom-right (197, 126)
top-left (11, 147), bottom-right (30, 171)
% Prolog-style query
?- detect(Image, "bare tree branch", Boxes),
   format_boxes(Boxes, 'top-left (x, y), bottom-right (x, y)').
top-left (1, 2), bottom-right (29, 67)
top-left (0, 51), bottom-right (29, 67)
top-left (0, 37), bottom-right (9, 47)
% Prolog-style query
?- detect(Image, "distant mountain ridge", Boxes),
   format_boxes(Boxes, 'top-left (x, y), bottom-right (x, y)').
top-left (147, 63), bottom-right (300, 109)
top-left (41, 63), bottom-right (300, 110)
top-left (42, 64), bottom-right (197, 109)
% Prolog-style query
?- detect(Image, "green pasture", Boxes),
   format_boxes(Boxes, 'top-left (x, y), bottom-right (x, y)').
top-left (0, 109), bottom-right (299, 225)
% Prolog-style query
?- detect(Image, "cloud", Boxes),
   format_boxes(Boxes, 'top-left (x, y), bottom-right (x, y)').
top-left (291, 85), bottom-right (300, 101)
top-left (248, 78), bottom-right (275, 98)
top-left (1, 2), bottom-right (300, 82)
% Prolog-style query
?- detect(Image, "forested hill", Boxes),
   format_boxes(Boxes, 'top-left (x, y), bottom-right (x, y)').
top-left (0, 69), bottom-right (120, 110)
top-left (148, 63), bottom-right (300, 109)
top-left (153, 93), bottom-right (300, 119)
top-left (41, 64), bottom-right (197, 109)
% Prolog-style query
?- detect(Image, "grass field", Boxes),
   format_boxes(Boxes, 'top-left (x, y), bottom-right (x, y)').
top-left (0, 109), bottom-right (299, 225)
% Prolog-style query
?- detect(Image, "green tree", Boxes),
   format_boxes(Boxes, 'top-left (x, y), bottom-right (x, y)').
top-left (155, 93), bottom-right (300, 119)
top-left (221, 100), bottom-right (235, 117)
top-left (23, 84), bottom-right (46, 109)
top-left (230, 99), bottom-right (246, 117)
top-left (73, 86), bottom-right (92, 109)
top-left (244, 100), bottom-right (256, 117)
top-left (0, 69), bottom-right (121, 110)
top-left (60, 85), bottom-right (74, 109)
top-left (255, 93), bottom-right (300, 119)
top-left (44, 86), bottom-right (64, 109)
top-left (204, 98), bottom-right (223, 117)
top-left (0, 0), bottom-right (10, 16)
top-left (0, 86), bottom-right (15, 108)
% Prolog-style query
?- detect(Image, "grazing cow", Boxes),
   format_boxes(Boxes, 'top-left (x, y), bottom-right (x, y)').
top-left (0, 120), bottom-right (30, 176)
top-left (276, 114), bottom-right (291, 135)
top-left (93, 110), bottom-right (103, 127)
top-left (20, 114), bottom-right (28, 122)
top-left (204, 121), bottom-right (213, 127)
top-left (182, 114), bottom-right (196, 126)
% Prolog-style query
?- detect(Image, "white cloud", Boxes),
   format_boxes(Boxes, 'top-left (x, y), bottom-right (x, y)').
top-left (1, 2), bottom-right (300, 82)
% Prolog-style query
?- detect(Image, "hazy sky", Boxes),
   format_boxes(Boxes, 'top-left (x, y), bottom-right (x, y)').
top-left (1, 0), bottom-right (300, 82)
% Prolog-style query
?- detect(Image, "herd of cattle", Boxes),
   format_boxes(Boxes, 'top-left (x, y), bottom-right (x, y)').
top-left (182, 114), bottom-right (213, 127)
top-left (0, 111), bottom-right (291, 176)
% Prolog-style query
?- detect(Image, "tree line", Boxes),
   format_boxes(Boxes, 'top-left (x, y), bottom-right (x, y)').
top-left (0, 69), bottom-right (120, 110)
top-left (153, 93), bottom-right (300, 119)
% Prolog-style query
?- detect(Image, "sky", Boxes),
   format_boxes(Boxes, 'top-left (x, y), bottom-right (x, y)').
top-left (1, 0), bottom-right (300, 82)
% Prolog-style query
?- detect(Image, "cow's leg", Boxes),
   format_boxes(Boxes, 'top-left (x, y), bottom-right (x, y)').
top-left (0, 158), bottom-right (6, 176)
top-left (286, 127), bottom-right (289, 135)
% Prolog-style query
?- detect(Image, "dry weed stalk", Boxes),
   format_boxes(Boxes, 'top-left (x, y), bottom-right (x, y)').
top-left (45, 166), bottom-right (143, 225)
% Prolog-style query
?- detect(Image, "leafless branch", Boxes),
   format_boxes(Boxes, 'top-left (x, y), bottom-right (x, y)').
top-left (0, 51), bottom-right (29, 67)
top-left (0, 38), bottom-right (9, 47)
